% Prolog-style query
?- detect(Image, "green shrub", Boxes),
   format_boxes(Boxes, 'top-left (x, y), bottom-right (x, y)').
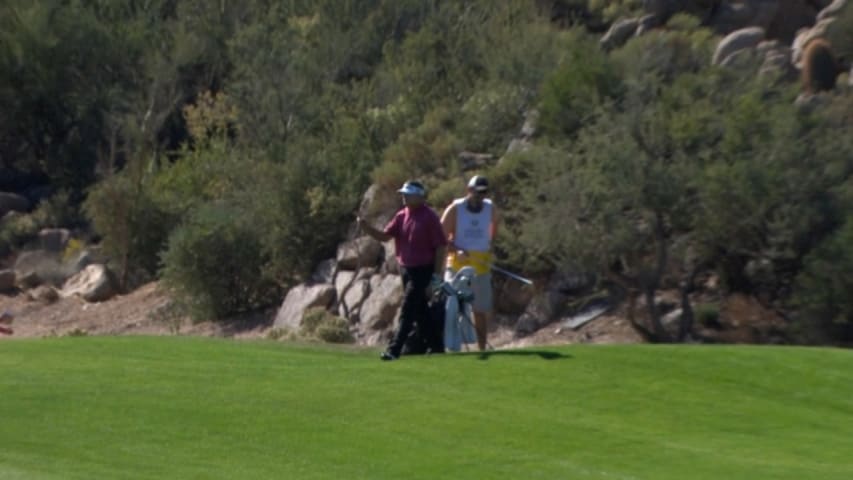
top-left (794, 218), bottom-right (853, 338)
top-left (587, 0), bottom-right (643, 22)
top-left (0, 191), bottom-right (82, 256)
top-left (695, 304), bottom-right (720, 327)
top-left (373, 106), bottom-right (462, 188)
top-left (84, 172), bottom-right (178, 286)
top-left (300, 307), bottom-right (353, 343)
top-left (457, 83), bottom-right (526, 154)
top-left (537, 36), bottom-right (622, 137)
top-left (159, 203), bottom-right (277, 321)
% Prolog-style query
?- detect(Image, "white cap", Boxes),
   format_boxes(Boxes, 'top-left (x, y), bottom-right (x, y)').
top-left (398, 181), bottom-right (426, 196)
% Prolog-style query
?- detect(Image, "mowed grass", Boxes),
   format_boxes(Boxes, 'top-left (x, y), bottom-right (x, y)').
top-left (0, 337), bottom-right (851, 479)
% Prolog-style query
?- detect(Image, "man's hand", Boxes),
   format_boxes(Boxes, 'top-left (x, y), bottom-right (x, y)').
top-left (427, 273), bottom-right (444, 298)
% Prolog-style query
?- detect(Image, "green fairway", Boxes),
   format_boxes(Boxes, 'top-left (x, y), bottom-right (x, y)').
top-left (0, 337), bottom-right (851, 479)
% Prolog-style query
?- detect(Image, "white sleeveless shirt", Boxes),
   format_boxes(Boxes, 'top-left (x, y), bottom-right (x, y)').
top-left (453, 198), bottom-right (493, 252)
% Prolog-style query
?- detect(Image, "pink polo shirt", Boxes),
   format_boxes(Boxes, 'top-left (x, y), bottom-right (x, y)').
top-left (383, 204), bottom-right (448, 267)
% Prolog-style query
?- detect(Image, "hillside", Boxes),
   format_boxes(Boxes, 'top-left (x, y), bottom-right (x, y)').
top-left (2, 1), bottom-right (853, 346)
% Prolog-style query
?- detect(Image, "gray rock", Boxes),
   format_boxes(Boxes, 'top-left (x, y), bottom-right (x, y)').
top-left (61, 264), bottom-right (117, 302)
top-left (635, 14), bottom-right (660, 36)
top-left (358, 184), bottom-right (400, 228)
top-left (38, 228), bottom-right (71, 253)
top-left (0, 269), bottom-right (15, 292)
top-left (14, 250), bottom-right (62, 288)
top-left (273, 284), bottom-right (337, 330)
top-left (601, 18), bottom-right (640, 50)
top-left (515, 289), bottom-right (566, 337)
top-left (712, 27), bottom-right (766, 66)
top-left (309, 258), bottom-right (336, 284)
top-left (359, 274), bottom-right (403, 331)
top-left (380, 240), bottom-right (400, 275)
top-left (335, 271), bottom-right (370, 322)
top-left (818, 0), bottom-right (849, 21)
top-left (28, 285), bottom-right (59, 304)
top-left (336, 236), bottom-right (383, 271)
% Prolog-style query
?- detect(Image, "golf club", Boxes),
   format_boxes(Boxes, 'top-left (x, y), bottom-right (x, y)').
top-left (491, 265), bottom-right (533, 286)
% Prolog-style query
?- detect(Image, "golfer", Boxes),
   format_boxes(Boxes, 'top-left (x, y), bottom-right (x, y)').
top-left (358, 180), bottom-right (447, 360)
top-left (441, 175), bottom-right (498, 351)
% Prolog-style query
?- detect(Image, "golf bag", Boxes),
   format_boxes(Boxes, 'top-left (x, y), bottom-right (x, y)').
top-left (441, 266), bottom-right (478, 352)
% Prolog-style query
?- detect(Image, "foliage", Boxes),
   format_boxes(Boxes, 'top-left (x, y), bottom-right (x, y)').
top-left (0, 191), bottom-right (80, 256)
top-left (159, 203), bottom-right (276, 320)
top-left (587, 0), bottom-right (643, 22)
top-left (4, 0), bottom-right (853, 344)
top-left (456, 83), bottom-right (526, 154)
top-left (537, 34), bottom-right (622, 137)
top-left (300, 307), bottom-right (354, 343)
top-left (84, 169), bottom-right (178, 287)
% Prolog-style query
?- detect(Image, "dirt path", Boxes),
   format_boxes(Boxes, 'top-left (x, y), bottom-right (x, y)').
top-left (1, 282), bottom-right (642, 346)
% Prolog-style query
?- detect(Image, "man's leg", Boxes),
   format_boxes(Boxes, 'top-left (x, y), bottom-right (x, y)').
top-left (387, 266), bottom-right (432, 357)
top-left (472, 273), bottom-right (493, 351)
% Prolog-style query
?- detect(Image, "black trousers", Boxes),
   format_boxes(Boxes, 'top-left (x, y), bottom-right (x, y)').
top-left (388, 264), bottom-right (443, 356)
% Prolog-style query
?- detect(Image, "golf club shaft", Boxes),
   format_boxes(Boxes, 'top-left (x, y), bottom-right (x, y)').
top-left (491, 265), bottom-right (533, 285)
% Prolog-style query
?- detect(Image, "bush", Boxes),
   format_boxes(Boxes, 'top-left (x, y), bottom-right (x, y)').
top-left (159, 203), bottom-right (277, 321)
top-left (0, 191), bottom-right (81, 256)
top-left (373, 106), bottom-right (462, 188)
top-left (537, 36), bottom-right (622, 137)
top-left (695, 304), bottom-right (720, 328)
top-left (84, 171), bottom-right (178, 287)
top-left (300, 307), bottom-right (353, 343)
top-left (457, 83), bottom-right (526, 154)
top-left (794, 218), bottom-right (853, 341)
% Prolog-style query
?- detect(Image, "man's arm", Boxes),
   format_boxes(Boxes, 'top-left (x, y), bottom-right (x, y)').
top-left (434, 245), bottom-right (447, 278)
top-left (357, 216), bottom-right (393, 242)
top-left (440, 203), bottom-right (462, 252)
top-left (490, 203), bottom-right (499, 242)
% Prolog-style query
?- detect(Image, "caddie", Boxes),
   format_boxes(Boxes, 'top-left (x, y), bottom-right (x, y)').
top-left (440, 175), bottom-right (498, 351)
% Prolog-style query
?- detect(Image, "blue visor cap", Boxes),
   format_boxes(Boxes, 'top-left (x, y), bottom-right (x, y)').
top-left (398, 181), bottom-right (426, 196)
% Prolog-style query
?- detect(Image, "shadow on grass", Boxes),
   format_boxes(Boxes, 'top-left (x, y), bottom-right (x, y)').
top-left (466, 350), bottom-right (572, 361)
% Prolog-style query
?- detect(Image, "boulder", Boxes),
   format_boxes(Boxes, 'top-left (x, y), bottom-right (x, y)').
top-left (61, 264), bottom-right (117, 302)
top-left (635, 14), bottom-right (660, 36)
top-left (767, 0), bottom-right (819, 42)
top-left (28, 285), bottom-right (59, 304)
top-left (519, 109), bottom-right (538, 139)
top-left (69, 249), bottom-right (96, 274)
top-left (380, 240), bottom-right (400, 275)
top-left (38, 228), bottom-right (71, 253)
top-left (601, 18), bottom-right (639, 50)
top-left (309, 258), bottom-right (336, 284)
top-left (514, 289), bottom-right (566, 336)
top-left (818, 0), bottom-right (849, 21)
top-left (14, 250), bottom-right (62, 288)
top-left (273, 283), bottom-right (336, 330)
top-left (0, 269), bottom-right (15, 292)
top-left (0, 192), bottom-right (30, 217)
top-left (358, 184), bottom-right (400, 227)
top-left (359, 274), bottom-right (403, 331)
top-left (713, 27), bottom-right (766, 66)
top-left (336, 236), bottom-right (383, 270)
top-left (335, 270), bottom-right (371, 321)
